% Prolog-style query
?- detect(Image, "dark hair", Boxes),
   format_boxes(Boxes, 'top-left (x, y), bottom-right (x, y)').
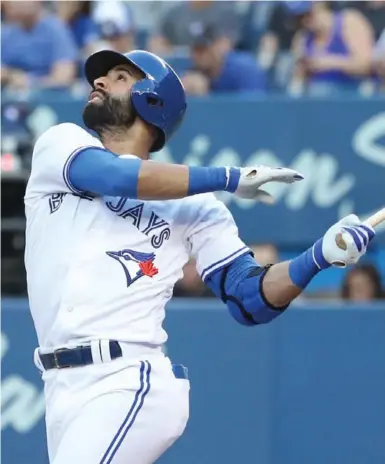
top-left (79, 1), bottom-right (91, 16)
top-left (341, 263), bottom-right (384, 300)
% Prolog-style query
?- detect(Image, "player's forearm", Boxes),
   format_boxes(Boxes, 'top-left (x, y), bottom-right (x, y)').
top-left (261, 261), bottom-right (306, 307)
top-left (138, 161), bottom-right (190, 199)
top-left (138, 162), bottom-right (236, 200)
top-left (207, 216), bottom-right (375, 327)
top-left (262, 243), bottom-right (323, 307)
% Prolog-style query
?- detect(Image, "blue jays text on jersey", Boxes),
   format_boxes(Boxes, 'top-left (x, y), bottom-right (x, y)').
top-left (104, 197), bottom-right (171, 249)
top-left (48, 191), bottom-right (171, 250)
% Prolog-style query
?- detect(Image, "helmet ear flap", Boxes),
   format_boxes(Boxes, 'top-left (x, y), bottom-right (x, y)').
top-left (130, 79), bottom-right (166, 151)
top-left (131, 79), bottom-right (163, 111)
top-left (146, 94), bottom-right (164, 108)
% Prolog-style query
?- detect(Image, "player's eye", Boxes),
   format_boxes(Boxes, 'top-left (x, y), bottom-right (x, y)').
top-left (117, 73), bottom-right (126, 81)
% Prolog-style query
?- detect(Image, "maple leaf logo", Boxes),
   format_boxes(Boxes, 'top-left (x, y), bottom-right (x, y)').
top-left (139, 260), bottom-right (159, 277)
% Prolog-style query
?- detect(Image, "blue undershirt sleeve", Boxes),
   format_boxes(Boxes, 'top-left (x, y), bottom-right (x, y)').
top-left (67, 147), bottom-right (141, 197)
top-left (68, 147), bottom-right (241, 199)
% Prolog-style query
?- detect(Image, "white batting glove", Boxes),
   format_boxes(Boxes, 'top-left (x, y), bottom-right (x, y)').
top-left (228, 166), bottom-right (304, 203)
top-left (312, 214), bottom-right (376, 269)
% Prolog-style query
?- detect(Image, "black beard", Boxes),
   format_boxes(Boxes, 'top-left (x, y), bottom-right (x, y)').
top-left (82, 93), bottom-right (137, 136)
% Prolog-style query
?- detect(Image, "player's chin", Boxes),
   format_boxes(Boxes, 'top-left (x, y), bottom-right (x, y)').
top-left (82, 103), bottom-right (103, 130)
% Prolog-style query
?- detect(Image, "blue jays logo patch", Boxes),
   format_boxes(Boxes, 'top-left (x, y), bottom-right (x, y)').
top-left (106, 249), bottom-right (158, 287)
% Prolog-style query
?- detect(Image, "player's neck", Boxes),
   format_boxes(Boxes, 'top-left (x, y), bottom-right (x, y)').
top-left (100, 125), bottom-right (155, 160)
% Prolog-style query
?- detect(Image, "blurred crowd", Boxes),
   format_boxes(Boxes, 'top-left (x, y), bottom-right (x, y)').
top-left (1, 0), bottom-right (385, 97)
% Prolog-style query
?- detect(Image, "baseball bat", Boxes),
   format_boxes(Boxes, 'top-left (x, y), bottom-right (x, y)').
top-left (335, 208), bottom-right (385, 250)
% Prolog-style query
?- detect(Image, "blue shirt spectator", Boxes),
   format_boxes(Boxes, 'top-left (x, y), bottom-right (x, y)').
top-left (148, 0), bottom-right (241, 56)
top-left (211, 51), bottom-right (266, 93)
top-left (1, 1), bottom-right (77, 90)
top-left (286, 1), bottom-right (374, 95)
top-left (182, 22), bottom-right (266, 95)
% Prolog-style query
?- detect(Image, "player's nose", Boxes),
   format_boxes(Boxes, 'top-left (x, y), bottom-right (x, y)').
top-left (93, 76), bottom-right (109, 91)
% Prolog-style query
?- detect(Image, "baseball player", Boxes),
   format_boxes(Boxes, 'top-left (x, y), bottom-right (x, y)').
top-left (24, 50), bottom-right (376, 464)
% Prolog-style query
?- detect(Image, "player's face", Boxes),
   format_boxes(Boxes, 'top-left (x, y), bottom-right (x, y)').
top-left (82, 64), bottom-right (143, 135)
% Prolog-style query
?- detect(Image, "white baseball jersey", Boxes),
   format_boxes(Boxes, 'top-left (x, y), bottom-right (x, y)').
top-left (24, 123), bottom-right (249, 349)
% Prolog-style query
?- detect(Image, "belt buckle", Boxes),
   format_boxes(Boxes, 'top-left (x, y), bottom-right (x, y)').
top-left (53, 348), bottom-right (71, 369)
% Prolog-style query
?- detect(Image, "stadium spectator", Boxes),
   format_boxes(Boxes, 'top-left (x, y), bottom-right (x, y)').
top-left (182, 22), bottom-right (266, 96)
top-left (92, 1), bottom-right (135, 54)
top-left (55, 1), bottom-right (101, 57)
top-left (148, 0), bottom-right (240, 56)
top-left (1, 1), bottom-right (77, 90)
top-left (345, 1), bottom-right (385, 41)
top-left (257, 2), bottom-right (305, 90)
top-left (341, 264), bottom-right (384, 301)
top-left (288, 1), bottom-right (375, 95)
top-left (129, 1), bottom-right (175, 43)
top-left (258, 2), bottom-right (299, 68)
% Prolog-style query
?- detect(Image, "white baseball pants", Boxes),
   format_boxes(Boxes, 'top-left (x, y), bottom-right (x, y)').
top-left (39, 348), bottom-right (190, 463)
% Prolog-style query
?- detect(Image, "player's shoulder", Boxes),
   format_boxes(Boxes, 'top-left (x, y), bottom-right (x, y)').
top-left (34, 123), bottom-right (91, 148)
top-left (33, 123), bottom-right (102, 155)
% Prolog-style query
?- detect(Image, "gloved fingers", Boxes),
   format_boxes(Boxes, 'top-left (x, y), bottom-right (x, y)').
top-left (254, 189), bottom-right (275, 204)
top-left (342, 226), bottom-right (365, 252)
top-left (342, 229), bottom-right (362, 260)
top-left (241, 166), bottom-right (304, 186)
top-left (360, 224), bottom-right (375, 241)
top-left (336, 214), bottom-right (361, 227)
top-left (342, 225), bottom-right (375, 251)
top-left (330, 230), bottom-right (357, 268)
top-left (267, 167), bottom-right (304, 184)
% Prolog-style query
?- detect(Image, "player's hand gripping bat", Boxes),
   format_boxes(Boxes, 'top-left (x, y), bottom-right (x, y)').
top-left (335, 208), bottom-right (385, 250)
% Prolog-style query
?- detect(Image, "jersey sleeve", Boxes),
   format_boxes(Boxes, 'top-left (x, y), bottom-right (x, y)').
top-left (185, 194), bottom-right (251, 282)
top-left (26, 123), bottom-right (103, 200)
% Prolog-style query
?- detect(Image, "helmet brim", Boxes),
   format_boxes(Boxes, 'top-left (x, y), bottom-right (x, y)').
top-left (85, 50), bottom-right (140, 86)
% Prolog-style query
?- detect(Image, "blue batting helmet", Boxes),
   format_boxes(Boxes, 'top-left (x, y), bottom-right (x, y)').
top-left (84, 50), bottom-right (187, 152)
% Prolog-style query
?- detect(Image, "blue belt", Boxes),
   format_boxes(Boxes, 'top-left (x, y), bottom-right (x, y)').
top-left (38, 341), bottom-right (188, 379)
top-left (39, 341), bottom-right (122, 370)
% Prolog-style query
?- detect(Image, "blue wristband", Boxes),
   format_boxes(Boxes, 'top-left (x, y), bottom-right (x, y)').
top-left (225, 167), bottom-right (241, 193)
top-left (288, 241), bottom-right (323, 289)
top-left (188, 166), bottom-right (240, 195)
